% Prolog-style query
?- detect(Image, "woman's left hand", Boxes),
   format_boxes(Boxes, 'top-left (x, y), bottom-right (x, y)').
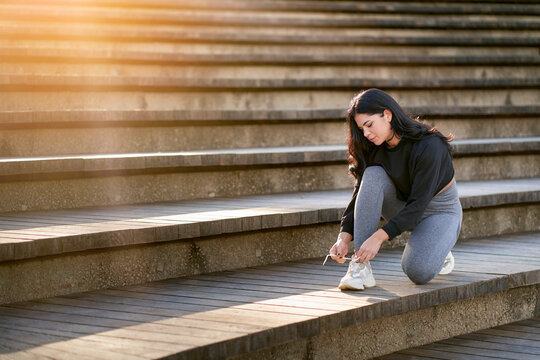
top-left (354, 229), bottom-right (389, 263)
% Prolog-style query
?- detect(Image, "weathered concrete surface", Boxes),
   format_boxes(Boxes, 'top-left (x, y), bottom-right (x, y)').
top-left (0, 165), bottom-right (349, 212)
top-left (0, 123), bottom-right (347, 156)
top-left (454, 154), bottom-right (540, 181)
top-left (0, 223), bottom-right (337, 304)
top-left (231, 285), bottom-right (539, 360)
top-left (4, 63), bottom-right (539, 80)
top-left (1, 89), bottom-right (538, 112)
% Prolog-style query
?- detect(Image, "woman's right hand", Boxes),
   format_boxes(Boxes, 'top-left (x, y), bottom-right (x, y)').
top-left (329, 232), bottom-right (352, 264)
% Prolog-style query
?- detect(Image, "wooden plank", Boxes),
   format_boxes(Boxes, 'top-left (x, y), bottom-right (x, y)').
top-left (440, 337), bottom-right (540, 356)
top-left (477, 328), bottom-right (540, 341)
top-left (0, 327), bottom-right (168, 359)
top-left (516, 319), bottom-right (540, 328)
top-left (454, 332), bottom-right (540, 349)
top-left (5, 301), bottom-right (268, 335)
top-left (34, 295), bottom-right (315, 327)
top-left (0, 327), bottom-right (143, 360)
top-left (420, 342), bottom-right (539, 360)
top-left (495, 324), bottom-right (540, 334)
top-left (0, 323), bottom-right (189, 358)
top-left (0, 313), bottom-right (219, 348)
top-left (0, 306), bottom-right (248, 346)
top-left (397, 347), bottom-right (487, 359)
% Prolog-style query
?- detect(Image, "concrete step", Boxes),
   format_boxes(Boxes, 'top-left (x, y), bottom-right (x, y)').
top-left (2, 74), bottom-right (538, 91)
top-left (2, 21), bottom-right (538, 46)
top-left (5, 40), bottom-right (539, 58)
top-left (378, 317), bottom-right (540, 360)
top-left (3, 63), bottom-right (539, 81)
top-left (0, 233), bottom-right (538, 359)
top-left (2, 4), bottom-right (539, 30)
top-left (0, 178), bottom-right (538, 304)
top-left (0, 139), bottom-right (537, 212)
top-left (0, 107), bottom-right (537, 156)
top-left (5, 0), bottom-right (540, 16)
top-left (1, 87), bottom-right (537, 112)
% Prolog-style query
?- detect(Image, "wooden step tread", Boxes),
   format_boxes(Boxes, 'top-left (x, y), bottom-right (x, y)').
top-left (0, 231), bottom-right (538, 359)
top-left (377, 317), bottom-right (540, 359)
top-left (0, 178), bottom-right (538, 263)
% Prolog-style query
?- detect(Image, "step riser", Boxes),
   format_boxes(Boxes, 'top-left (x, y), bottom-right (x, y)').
top-left (6, 0), bottom-right (540, 16)
top-left (431, 118), bottom-right (540, 141)
top-left (0, 203), bottom-right (537, 305)
top-left (231, 285), bottom-right (539, 360)
top-left (0, 165), bottom-right (350, 213)
top-left (0, 123), bottom-right (347, 156)
top-left (1, 90), bottom-right (538, 111)
top-left (3, 63), bottom-right (538, 80)
top-left (3, 5), bottom-right (539, 29)
top-left (0, 119), bottom-right (538, 156)
top-left (0, 155), bottom-right (537, 212)
top-left (3, 23), bottom-right (538, 45)
top-left (455, 154), bottom-right (539, 181)
top-left (4, 40), bottom-right (539, 57)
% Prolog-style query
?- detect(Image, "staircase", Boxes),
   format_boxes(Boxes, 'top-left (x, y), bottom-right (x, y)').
top-left (0, 0), bottom-right (538, 358)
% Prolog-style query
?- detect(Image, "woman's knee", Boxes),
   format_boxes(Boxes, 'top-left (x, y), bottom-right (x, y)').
top-left (401, 258), bottom-right (438, 285)
top-left (363, 166), bottom-right (386, 180)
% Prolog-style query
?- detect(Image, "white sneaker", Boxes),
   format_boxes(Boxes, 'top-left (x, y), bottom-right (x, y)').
top-left (439, 251), bottom-right (455, 275)
top-left (338, 257), bottom-right (376, 290)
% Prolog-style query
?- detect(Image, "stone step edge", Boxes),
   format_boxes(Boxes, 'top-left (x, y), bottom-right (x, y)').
top-left (0, 107), bottom-right (537, 128)
top-left (2, 26), bottom-right (538, 46)
top-left (0, 178), bottom-right (538, 263)
top-left (0, 139), bottom-right (537, 179)
top-left (5, 0), bottom-right (540, 15)
top-left (1, 75), bottom-right (538, 91)
top-left (5, 48), bottom-right (540, 66)
top-left (4, 5), bottom-right (539, 30)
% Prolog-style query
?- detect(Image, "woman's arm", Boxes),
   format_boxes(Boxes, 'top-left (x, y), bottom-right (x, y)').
top-left (339, 182), bottom-right (360, 235)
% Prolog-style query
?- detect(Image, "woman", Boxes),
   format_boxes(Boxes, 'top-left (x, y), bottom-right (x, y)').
top-left (329, 88), bottom-right (462, 290)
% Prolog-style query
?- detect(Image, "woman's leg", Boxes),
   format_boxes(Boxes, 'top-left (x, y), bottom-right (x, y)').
top-left (353, 166), bottom-right (405, 251)
top-left (401, 184), bottom-right (463, 284)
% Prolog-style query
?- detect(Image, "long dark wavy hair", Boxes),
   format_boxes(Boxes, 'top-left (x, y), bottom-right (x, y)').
top-left (346, 88), bottom-right (453, 179)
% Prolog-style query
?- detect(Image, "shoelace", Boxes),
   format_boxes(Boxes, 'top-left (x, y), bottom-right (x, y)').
top-left (323, 254), bottom-right (353, 266)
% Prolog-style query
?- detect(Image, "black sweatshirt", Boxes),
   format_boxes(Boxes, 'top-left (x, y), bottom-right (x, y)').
top-left (340, 134), bottom-right (455, 240)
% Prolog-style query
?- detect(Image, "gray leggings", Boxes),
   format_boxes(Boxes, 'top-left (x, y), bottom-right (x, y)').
top-left (354, 166), bottom-right (462, 284)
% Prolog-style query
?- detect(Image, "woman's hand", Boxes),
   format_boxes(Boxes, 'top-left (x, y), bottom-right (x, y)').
top-left (354, 229), bottom-right (389, 263)
top-left (329, 232), bottom-right (352, 264)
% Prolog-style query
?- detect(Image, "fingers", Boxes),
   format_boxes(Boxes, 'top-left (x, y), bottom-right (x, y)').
top-left (355, 248), bottom-right (375, 263)
top-left (329, 244), bottom-right (347, 263)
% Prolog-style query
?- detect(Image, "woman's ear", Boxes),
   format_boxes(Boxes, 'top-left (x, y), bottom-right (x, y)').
top-left (383, 109), bottom-right (392, 123)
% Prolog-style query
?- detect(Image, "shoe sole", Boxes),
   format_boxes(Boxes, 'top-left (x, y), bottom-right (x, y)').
top-left (338, 281), bottom-right (364, 291)
top-left (363, 277), bottom-right (376, 288)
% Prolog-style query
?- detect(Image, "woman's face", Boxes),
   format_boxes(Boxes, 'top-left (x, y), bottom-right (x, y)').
top-left (354, 110), bottom-right (394, 146)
